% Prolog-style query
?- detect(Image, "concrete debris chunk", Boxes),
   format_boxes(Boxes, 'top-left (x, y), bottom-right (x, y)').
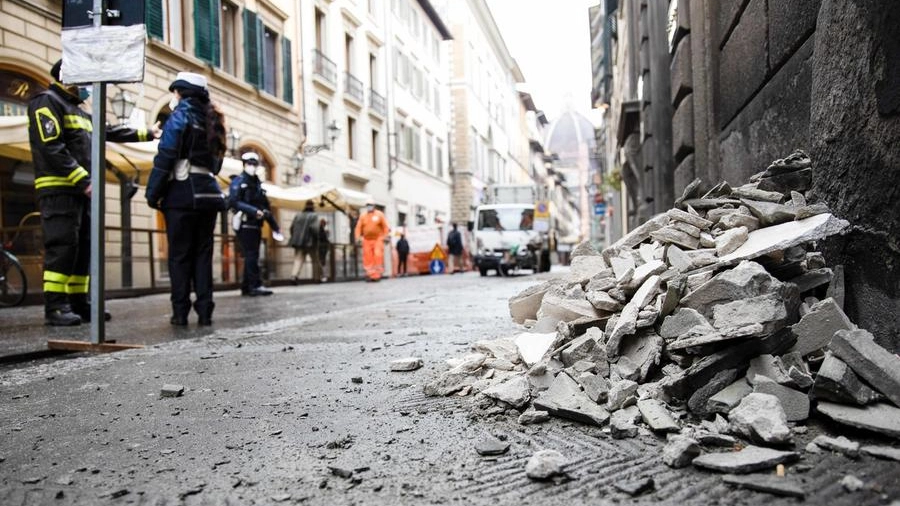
top-left (614, 477), bottom-right (655, 496)
top-left (717, 213), bottom-right (849, 266)
top-left (537, 285), bottom-right (602, 323)
top-left (722, 474), bottom-right (806, 499)
top-left (666, 244), bottom-right (693, 272)
top-left (650, 226), bottom-right (701, 250)
top-left (161, 384), bottom-right (185, 398)
top-left (577, 373), bottom-right (610, 404)
top-left (840, 475), bottom-right (865, 492)
top-left (746, 355), bottom-right (793, 386)
top-left (626, 260), bottom-right (667, 290)
top-left (788, 297), bottom-right (854, 356)
top-left (615, 330), bottom-right (664, 383)
top-left (637, 399), bottom-right (680, 433)
top-left (473, 338), bottom-right (521, 364)
top-left (606, 379), bottom-right (639, 411)
top-left (816, 402), bottom-right (900, 438)
top-left (712, 291), bottom-right (794, 336)
top-left (610, 213), bottom-right (670, 250)
top-left (812, 352), bottom-right (882, 405)
top-left (475, 436), bottom-right (510, 456)
top-left (707, 379), bottom-right (752, 415)
top-left (692, 445), bottom-right (799, 474)
top-left (514, 332), bottom-right (556, 366)
top-left (559, 327), bottom-right (606, 367)
top-left (586, 290), bottom-right (623, 312)
top-left (795, 203), bottom-right (830, 220)
top-left (828, 328), bottom-right (900, 407)
top-left (659, 308), bottom-right (714, 340)
top-left (715, 226), bottom-right (749, 256)
top-left (681, 261), bottom-right (782, 317)
top-left (789, 267), bottom-right (833, 293)
top-left (525, 450), bottom-right (566, 480)
top-left (533, 372), bottom-right (610, 426)
top-left (687, 369), bottom-right (739, 417)
top-left (518, 410), bottom-right (550, 425)
top-left (509, 280), bottom-right (562, 324)
top-left (482, 376), bottom-right (531, 409)
top-left (728, 393), bottom-right (792, 444)
top-left (667, 207), bottom-right (713, 230)
top-left (740, 200), bottom-right (797, 227)
top-left (663, 435), bottom-right (702, 468)
top-left (810, 435), bottom-right (859, 458)
top-left (568, 255), bottom-right (610, 283)
top-left (752, 381), bottom-right (810, 422)
top-left (731, 185), bottom-right (786, 203)
top-left (860, 445), bottom-right (900, 462)
top-left (571, 240), bottom-right (601, 258)
top-left (671, 220), bottom-right (702, 238)
top-left (611, 255), bottom-right (636, 283)
top-left (718, 212), bottom-right (760, 232)
top-left (609, 405), bottom-right (641, 439)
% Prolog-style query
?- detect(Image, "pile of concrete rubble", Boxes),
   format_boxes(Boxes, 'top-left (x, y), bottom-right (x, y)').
top-left (424, 150), bottom-right (900, 491)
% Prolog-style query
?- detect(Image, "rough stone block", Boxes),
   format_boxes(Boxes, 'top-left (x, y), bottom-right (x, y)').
top-left (671, 35), bottom-right (693, 108)
top-left (650, 226), bottom-right (701, 250)
top-left (525, 450), bottom-right (566, 480)
top-left (687, 368), bottom-right (739, 416)
top-left (674, 154), bottom-right (696, 202)
top-left (533, 372), bottom-right (610, 426)
top-left (637, 399), bottom-right (680, 433)
top-left (482, 376), bottom-right (531, 409)
top-left (663, 435), bottom-right (700, 468)
top-left (560, 327), bottom-right (605, 367)
top-left (788, 297), bottom-right (853, 356)
top-left (681, 260), bottom-right (782, 318)
top-left (715, 226), bottom-right (749, 256)
top-left (829, 328), bottom-right (900, 407)
top-left (728, 393), bottom-right (792, 444)
top-left (768, 0), bottom-right (822, 73)
top-left (672, 99), bottom-right (694, 162)
top-left (753, 381), bottom-right (810, 422)
top-left (161, 384), bottom-right (184, 398)
top-left (812, 352), bottom-right (881, 405)
top-left (711, 291), bottom-right (791, 336)
top-left (707, 378), bottom-right (752, 415)
top-left (718, 0), bottom-right (767, 127)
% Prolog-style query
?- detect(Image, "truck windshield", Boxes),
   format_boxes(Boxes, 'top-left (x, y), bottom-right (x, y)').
top-left (478, 208), bottom-right (534, 231)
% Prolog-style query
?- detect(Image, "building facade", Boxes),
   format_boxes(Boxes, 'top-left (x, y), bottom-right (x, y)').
top-left (432, 0), bottom-right (525, 228)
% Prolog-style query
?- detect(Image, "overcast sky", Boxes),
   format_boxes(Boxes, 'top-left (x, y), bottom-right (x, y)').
top-left (485, 0), bottom-right (597, 123)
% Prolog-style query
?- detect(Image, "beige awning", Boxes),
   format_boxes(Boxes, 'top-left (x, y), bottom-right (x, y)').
top-left (262, 181), bottom-right (371, 213)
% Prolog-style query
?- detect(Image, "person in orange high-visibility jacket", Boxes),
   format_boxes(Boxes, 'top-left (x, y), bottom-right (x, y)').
top-left (354, 200), bottom-right (390, 281)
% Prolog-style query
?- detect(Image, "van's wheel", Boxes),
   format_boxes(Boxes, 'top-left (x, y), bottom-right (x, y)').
top-left (479, 267), bottom-right (488, 277)
top-left (499, 266), bottom-right (510, 277)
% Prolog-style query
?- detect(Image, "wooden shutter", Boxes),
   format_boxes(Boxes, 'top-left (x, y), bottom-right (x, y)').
top-left (145, 0), bottom-right (164, 40)
top-left (194, 0), bottom-right (220, 66)
top-left (282, 37), bottom-right (293, 104)
top-left (243, 9), bottom-right (261, 87)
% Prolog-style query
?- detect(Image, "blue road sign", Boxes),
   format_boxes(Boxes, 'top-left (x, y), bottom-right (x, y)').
top-left (594, 203), bottom-right (607, 216)
top-left (429, 259), bottom-right (445, 274)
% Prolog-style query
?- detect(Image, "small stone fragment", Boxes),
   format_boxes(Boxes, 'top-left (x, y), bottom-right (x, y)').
top-left (475, 436), bottom-right (510, 456)
top-left (606, 379), bottom-right (639, 411)
top-left (840, 475), bottom-right (865, 492)
top-left (810, 435), bottom-right (859, 458)
top-left (707, 379), bottom-right (752, 415)
top-left (525, 450), bottom-right (566, 480)
top-left (692, 446), bottom-right (799, 474)
top-left (663, 435), bottom-right (700, 468)
top-left (482, 376), bottom-right (531, 409)
top-left (715, 226), bottom-right (749, 256)
top-left (614, 477), bottom-right (655, 496)
top-left (722, 474), bottom-right (805, 498)
top-left (637, 399), bottom-right (680, 433)
top-left (518, 410), bottom-right (550, 425)
top-left (728, 393), bottom-right (792, 444)
top-left (161, 384), bottom-right (185, 398)
top-left (390, 357), bottom-right (423, 372)
top-left (815, 402), bottom-right (900, 438)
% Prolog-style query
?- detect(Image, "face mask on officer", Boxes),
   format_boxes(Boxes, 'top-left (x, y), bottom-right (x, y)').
top-left (243, 162), bottom-right (258, 176)
top-left (168, 95), bottom-right (179, 111)
top-left (78, 86), bottom-right (91, 101)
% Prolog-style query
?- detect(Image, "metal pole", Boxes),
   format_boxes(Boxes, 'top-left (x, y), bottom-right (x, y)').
top-left (89, 0), bottom-right (106, 344)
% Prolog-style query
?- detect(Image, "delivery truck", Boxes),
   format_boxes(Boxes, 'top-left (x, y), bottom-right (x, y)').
top-left (472, 185), bottom-right (553, 276)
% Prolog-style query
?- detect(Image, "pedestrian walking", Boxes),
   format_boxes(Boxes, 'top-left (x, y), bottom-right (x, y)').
top-left (288, 200), bottom-right (319, 283)
top-left (354, 200), bottom-right (390, 282)
top-left (28, 59), bottom-right (159, 326)
top-left (317, 218), bottom-right (331, 282)
top-left (447, 222), bottom-right (464, 274)
top-left (396, 234), bottom-right (410, 277)
top-left (228, 152), bottom-right (284, 296)
top-left (145, 71), bottom-right (226, 326)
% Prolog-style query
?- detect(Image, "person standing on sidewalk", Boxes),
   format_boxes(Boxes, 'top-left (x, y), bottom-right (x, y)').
top-left (146, 72), bottom-right (227, 326)
top-left (28, 59), bottom-right (159, 326)
top-left (447, 223), bottom-right (464, 274)
top-left (288, 200), bottom-right (319, 283)
top-left (354, 200), bottom-right (390, 282)
top-left (396, 233), bottom-right (410, 277)
top-left (228, 152), bottom-right (284, 296)
top-left (317, 218), bottom-right (331, 282)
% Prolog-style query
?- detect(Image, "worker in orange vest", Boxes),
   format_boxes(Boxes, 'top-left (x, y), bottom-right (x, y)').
top-left (354, 199), bottom-right (390, 281)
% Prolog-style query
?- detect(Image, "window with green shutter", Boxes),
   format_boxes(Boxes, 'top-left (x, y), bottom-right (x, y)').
top-left (282, 38), bottom-right (293, 104)
top-left (194, 0), bottom-right (220, 66)
top-left (243, 10), bottom-right (262, 87)
top-left (146, 0), bottom-right (164, 40)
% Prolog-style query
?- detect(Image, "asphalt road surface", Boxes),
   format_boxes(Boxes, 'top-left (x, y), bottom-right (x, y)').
top-left (0, 270), bottom-right (898, 505)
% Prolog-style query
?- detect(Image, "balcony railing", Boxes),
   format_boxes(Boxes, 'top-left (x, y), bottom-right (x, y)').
top-left (313, 49), bottom-right (337, 85)
top-left (369, 88), bottom-right (386, 116)
top-left (344, 71), bottom-right (364, 102)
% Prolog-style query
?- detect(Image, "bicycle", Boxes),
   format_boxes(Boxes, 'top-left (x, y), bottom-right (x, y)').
top-left (0, 212), bottom-right (40, 308)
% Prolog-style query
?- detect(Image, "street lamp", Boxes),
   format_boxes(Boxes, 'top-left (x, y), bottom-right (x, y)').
top-left (283, 150), bottom-right (305, 186)
top-left (228, 128), bottom-right (241, 157)
top-left (110, 88), bottom-right (136, 125)
top-left (327, 120), bottom-right (341, 149)
top-left (301, 120), bottom-right (342, 155)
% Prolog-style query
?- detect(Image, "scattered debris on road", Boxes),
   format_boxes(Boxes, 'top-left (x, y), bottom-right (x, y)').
top-left (160, 384), bottom-right (185, 398)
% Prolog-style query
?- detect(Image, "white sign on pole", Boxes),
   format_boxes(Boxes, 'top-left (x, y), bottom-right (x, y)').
top-left (61, 24), bottom-right (146, 84)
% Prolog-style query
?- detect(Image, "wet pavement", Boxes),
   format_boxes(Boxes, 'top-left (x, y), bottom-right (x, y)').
top-left (0, 270), bottom-right (898, 505)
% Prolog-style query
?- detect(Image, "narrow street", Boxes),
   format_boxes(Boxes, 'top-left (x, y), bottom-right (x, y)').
top-left (0, 271), bottom-right (897, 505)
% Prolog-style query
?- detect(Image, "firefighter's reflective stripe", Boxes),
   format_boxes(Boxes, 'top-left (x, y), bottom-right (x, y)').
top-left (66, 274), bottom-right (89, 294)
top-left (34, 166), bottom-right (89, 189)
top-left (34, 107), bottom-right (60, 143)
top-left (137, 127), bottom-right (149, 141)
top-left (43, 270), bottom-right (69, 293)
top-left (63, 114), bottom-right (92, 132)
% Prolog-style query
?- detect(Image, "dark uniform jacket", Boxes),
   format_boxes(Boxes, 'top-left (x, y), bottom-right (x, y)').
top-left (228, 173), bottom-right (271, 228)
top-left (145, 97), bottom-right (224, 210)
top-left (28, 82), bottom-right (150, 198)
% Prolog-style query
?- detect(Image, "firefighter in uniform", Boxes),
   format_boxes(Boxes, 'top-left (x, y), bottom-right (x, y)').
top-left (27, 60), bottom-right (157, 326)
top-left (228, 152), bottom-right (284, 296)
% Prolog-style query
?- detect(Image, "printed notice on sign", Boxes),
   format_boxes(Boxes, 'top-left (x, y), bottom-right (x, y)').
top-left (61, 24), bottom-right (146, 84)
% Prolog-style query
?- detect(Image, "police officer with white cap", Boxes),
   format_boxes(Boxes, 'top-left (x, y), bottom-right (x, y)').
top-left (228, 152), bottom-right (284, 296)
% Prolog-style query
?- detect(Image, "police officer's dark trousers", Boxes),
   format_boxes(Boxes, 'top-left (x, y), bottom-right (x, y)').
top-left (40, 194), bottom-right (90, 312)
top-left (164, 208), bottom-right (218, 320)
top-left (237, 224), bottom-right (262, 293)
